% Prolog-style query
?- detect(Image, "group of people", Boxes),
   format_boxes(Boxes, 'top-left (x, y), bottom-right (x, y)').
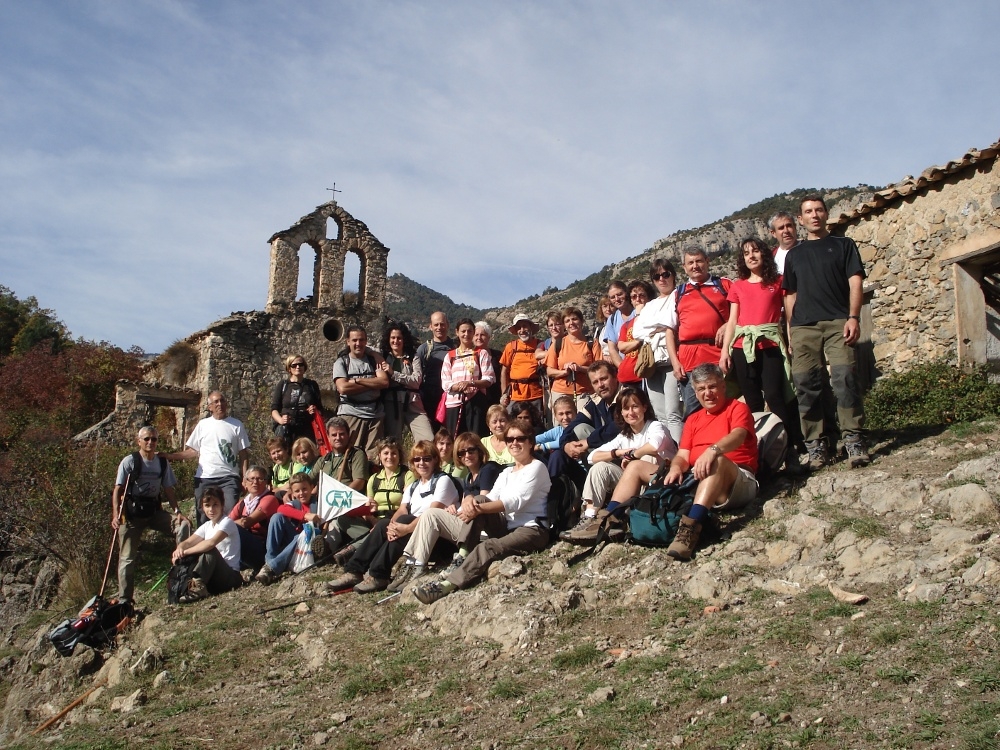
top-left (111, 195), bottom-right (869, 605)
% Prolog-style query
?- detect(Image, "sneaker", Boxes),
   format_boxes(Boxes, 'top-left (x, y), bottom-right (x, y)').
top-left (333, 543), bottom-right (357, 568)
top-left (561, 511), bottom-right (615, 546)
top-left (326, 571), bottom-right (363, 591)
top-left (844, 434), bottom-right (870, 469)
top-left (310, 532), bottom-right (328, 565)
top-left (666, 516), bottom-right (702, 562)
top-left (438, 553), bottom-right (466, 580)
top-left (414, 580), bottom-right (451, 605)
top-left (255, 564), bottom-right (278, 586)
top-left (805, 439), bottom-right (829, 471)
top-left (388, 564), bottom-right (427, 593)
top-left (179, 577), bottom-right (208, 604)
top-left (353, 574), bottom-right (390, 594)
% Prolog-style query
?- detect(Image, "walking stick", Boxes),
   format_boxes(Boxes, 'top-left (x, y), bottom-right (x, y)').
top-left (100, 475), bottom-right (130, 599)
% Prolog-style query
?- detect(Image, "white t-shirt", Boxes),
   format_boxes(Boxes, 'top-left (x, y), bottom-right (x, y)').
top-left (194, 516), bottom-right (241, 571)
top-left (487, 460), bottom-right (552, 529)
top-left (631, 296), bottom-right (673, 364)
top-left (186, 416), bottom-right (251, 479)
top-left (403, 473), bottom-right (460, 517)
top-left (592, 419), bottom-right (677, 463)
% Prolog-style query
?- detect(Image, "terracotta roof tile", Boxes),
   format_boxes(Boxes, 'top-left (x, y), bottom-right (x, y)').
top-left (830, 138), bottom-right (1000, 226)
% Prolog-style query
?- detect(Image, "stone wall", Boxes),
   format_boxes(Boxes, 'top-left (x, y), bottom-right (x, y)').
top-left (836, 157), bottom-right (1000, 373)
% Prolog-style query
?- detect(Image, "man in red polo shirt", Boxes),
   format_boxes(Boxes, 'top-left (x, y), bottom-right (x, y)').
top-left (662, 363), bottom-right (758, 561)
top-left (663, 246), bottom-right (732, 416)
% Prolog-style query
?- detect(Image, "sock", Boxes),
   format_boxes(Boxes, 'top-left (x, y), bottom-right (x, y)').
top-left (688, 504), bottom-right (708, 524)
top-left (606, 501), bottom-right (625, 518)
top-left (583, 504), bottom-right (597, 518)
top-left (456, 548), bottom-right (469, 559)
top-left (439, 581), bottom-right (455, 593)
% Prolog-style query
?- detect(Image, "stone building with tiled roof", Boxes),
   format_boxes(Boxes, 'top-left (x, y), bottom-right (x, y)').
top-left (830, 138), bottom-right (1000, 375)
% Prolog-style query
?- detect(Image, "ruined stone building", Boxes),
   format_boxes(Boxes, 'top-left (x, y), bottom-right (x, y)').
top-left (78, 202), bottom-right (390, 446)
top-left (831, 137), bottom-right (1000, 375)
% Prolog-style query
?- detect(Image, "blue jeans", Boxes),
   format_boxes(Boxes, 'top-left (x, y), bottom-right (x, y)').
top-left (264, 501), bottom-right (315, 573)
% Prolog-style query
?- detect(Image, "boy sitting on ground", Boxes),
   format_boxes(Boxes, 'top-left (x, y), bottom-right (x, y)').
top-left (171, 487), bottom-right (243, 603)
top-left (534, 395), bottom-right (578, 456)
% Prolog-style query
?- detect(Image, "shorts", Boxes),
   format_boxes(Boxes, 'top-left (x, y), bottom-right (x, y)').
top-left (715, 466), bottom-right (758, 512)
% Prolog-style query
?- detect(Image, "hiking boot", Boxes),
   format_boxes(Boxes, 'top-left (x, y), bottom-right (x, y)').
top-left (333, 543), bottom-right (357, 568)
top-left (666, 516), bottom-right (702, 562)
top-left (414, 580), bottom-right (451, 605)
top-left (179, 577), bottom-right (208, 604)
top-left (255, 564), bottom-right (278, 586)
top-left (561, 511), bottom-right (614, 545)
top-left (439, 553), bottom-right (466, 580)
top-left (844, 434), bottom-right (870, 469)
top-left (805, 439), bottom-right (829, 471)
top-left (388, 564), bottom-right (427, 592)
top-left (310, 532), bottom-right (328, 565)
top-left (353, 574), bottom-right (390, 594)
top-left (559, 512), bottom-right (597, 541)
top-left (326, 571), bottom-right (363, 591)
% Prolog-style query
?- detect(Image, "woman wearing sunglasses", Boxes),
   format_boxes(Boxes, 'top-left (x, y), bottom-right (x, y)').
top-left (388, 432), bottom-right (504, 591)
top-left (411, 419), bottom-right (551, 604)
top-left (270, 354), bottom-right (323, 445)
top-left (327, 441), bottom-right (459, 594)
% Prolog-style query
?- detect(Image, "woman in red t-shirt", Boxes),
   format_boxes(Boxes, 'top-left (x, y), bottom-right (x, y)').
top-left (720, 238), bottom-right (804, 451)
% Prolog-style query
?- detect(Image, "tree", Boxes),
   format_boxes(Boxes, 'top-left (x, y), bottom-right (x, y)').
top-left (0, 285), bottom-right (69, 357)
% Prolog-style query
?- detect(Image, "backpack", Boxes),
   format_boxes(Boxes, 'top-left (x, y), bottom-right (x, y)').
top-left (167, 556), bottom-right (198, 605)
top-left (336, 351), bottom-right (379, 406)
top-left (627, 471), bottom-right (699, 547)
top-left (675, 277), bottom-right (730, 343)
top-left (753, 411), bottom-right (789, 480)
top-left (125, 452), bottom-right (168, 520)
top-left (544, 473), bottom-right (581, 542)
top-left (48, 596), bottom-right (134, 657)
top-left (406, 471), bottom-right (465, 509)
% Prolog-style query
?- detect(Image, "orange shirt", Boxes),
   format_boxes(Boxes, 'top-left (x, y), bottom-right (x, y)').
top-left (500, 339), bottom-right (542, 401)
top-left (544, 337), bottom-right (600, 394)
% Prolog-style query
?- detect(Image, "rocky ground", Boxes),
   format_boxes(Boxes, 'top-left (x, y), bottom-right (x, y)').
top-left (3, 421), bottom-right (1000, 749)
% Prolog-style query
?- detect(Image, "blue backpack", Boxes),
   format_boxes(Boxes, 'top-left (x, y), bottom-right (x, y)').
top-left (627, 472), bottom-right (699, 547)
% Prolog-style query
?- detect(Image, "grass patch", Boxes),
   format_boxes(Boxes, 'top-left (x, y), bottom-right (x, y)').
top-left (764, 616), bottom-right (811, 645)
top-left (871, 625), bottom-right (911, 647)
top-left (877, 666), bottom-right (918, 684)
top-left (489, 677), bottom-right (526, 699)
top-left (552, 642), bottom-right (602, 669)
top-left (972, 671), bottom-right (1000, 693)
top-left (341, 671), bottom-right (389, 700)
top-left (434, 675), bottom-right (461, 696)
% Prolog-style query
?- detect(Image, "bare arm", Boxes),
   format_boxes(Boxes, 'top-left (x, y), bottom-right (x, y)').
top-left (844, 275), bottom-right (863, 345)
top-left (784, 291), bottom-right (796, 352)
top-left (666, 328), bottom-right (684, 380)
top-left (162, 448), bottom-right (198, 462)
top-left (719, 302), bottom-right (738, 375)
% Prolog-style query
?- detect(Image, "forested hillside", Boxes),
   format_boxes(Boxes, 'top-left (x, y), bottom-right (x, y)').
top-left (384, 273), bottom-right (485, 335)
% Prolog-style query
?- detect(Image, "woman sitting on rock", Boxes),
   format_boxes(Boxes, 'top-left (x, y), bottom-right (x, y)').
top-left (561, 387), bottom-right (677, 545)
top-left (327, 441), bottom-right (459, 594)
top-left (387, 432), bottom-right (504, 591)
top-left (412, 419), bottom-right (551, 604)
top-left (481, 404), bottom-right (513, 465)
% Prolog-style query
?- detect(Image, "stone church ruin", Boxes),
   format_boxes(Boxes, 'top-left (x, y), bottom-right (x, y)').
top-left (77, 201), bottom-right (390, 447)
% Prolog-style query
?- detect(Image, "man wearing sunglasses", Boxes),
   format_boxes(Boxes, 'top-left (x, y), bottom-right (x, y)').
top-left (112, 426), bottom-right (190, 604)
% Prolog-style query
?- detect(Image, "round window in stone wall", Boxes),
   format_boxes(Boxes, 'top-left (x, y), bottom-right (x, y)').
top-left (323, 318), bottom-right (344, 342)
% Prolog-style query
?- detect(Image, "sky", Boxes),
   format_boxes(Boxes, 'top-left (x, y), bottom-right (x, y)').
top-left (2, 1), bottom-right (999, 353)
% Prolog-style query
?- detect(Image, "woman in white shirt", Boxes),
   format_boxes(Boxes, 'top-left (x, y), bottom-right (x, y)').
top-left (327, 441), bottom-right (458, 594)
top-left (561, 387), bottom-right (677, 544)
top-left (413, 419), bottom-right (551, 604)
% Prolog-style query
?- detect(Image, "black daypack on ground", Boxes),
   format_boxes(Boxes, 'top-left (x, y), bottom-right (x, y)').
top-left (545, 473), bottom-right (581, 542)
top-left (49, 596), bottom-right (134, 657)
top-left (167, 556), bottom-right (198, 605)
top-left (628, 471), bottom-right (699, 547)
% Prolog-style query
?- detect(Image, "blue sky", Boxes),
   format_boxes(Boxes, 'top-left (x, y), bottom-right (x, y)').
top-left (2, 1), bottom-right (999, 352)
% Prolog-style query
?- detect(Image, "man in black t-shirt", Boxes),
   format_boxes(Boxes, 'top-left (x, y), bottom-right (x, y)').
top-left (783, 196), bottom-right (869, 470)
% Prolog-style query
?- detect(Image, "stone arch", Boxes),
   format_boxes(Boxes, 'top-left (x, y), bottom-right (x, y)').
top-left (296, 242), bottom-right (321, 301)
top-left (266, 201), bottom-right (389, 314)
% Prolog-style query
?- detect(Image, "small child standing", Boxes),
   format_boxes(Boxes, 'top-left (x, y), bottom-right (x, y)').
top-left (171, 487), bottom-right (243, 603)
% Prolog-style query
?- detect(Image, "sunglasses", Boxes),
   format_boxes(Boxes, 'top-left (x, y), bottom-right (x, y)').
top-left (652, 272), bottom-right (673, 281)
top-left (140, 436), bottom-right (158, 442)
top-left (290, 362), bottom-right (306, 369)
top-left (411, 456), bottom-right (434, 464)
top-left (505, 435), bottom-right (530, 444)
top-left (456, 447), bottom-right (479, 457)
top-left (246, 476), bottom-right (266, 483)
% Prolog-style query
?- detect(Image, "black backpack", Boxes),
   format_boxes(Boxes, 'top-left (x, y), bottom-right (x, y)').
top-left (49, 596), bottom-right (134, 657)
top-left (167, 556), bottom-right (198, 605)
top-left (125, 452), bottom-right (168, 519)
top-left (544, 474), bottom-right (581, 542)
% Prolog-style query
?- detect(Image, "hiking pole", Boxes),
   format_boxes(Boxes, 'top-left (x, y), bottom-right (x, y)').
top-left (32, 678), bottom-right (108, 735)
top-left (147, 569), bottom-right (170, 594)
top-left (376, 591), bottom-right (401, 605)
top-left (100, 476), bottom-right (130, 599)
top-left (256, 587), bottom-right (351, 615)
